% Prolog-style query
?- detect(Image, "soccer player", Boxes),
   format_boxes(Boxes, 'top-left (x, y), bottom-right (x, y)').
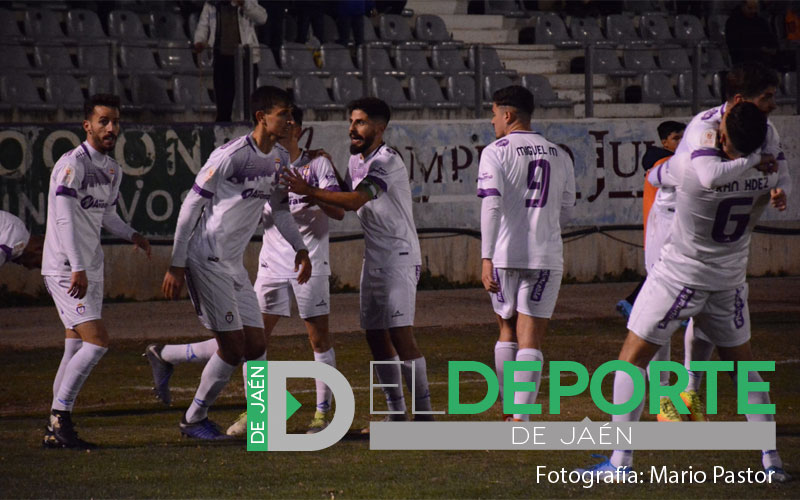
top-left (41, 94), bottom-right (151, 449)
top-left (161, 86), bottom-right (311, 440)
top-left (147, 106), bottom-right (343, 435)
top-left (578, 102), bottom-right (791, 482)
top-left (283, 97), bottom-right (434, 423)
top-left (0, 210), bottom-right (43, 269)
top-left (477, 86), bottom-right (576, 421)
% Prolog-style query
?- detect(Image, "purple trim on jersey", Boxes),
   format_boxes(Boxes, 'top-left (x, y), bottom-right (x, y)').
top-left (55, 186), bottom-right (78, 198)
top-left (184, 267), bottom-right (203, 317)
top-left (494, 139), bottom-right (509, 147)
top-left (529, 270), bottom-right (551, 302)
top-left (416, 265), bottom-right (421, 284)
top-left (81, 163), bottom-right (113, 189)
top-left (656, 164), bottom-right (663, 184)
top-left (111, 192), bottom-right (119, 206)
top-left (691, 148), bottom-right (723, 159)
top-left (227, 162), bottom-right (278, 184)
top-left (477, 188), bottom-right (501, 198)
top-left (733, 286), bottom-right (745, 329)
top-left (192, 183), bottom-right (214, 198)
top-left (80, 143), bottom-right (92, 160)
top-left (0, 244), bottom-right (12, 262)
top-left (324, 185), bottom-right (342, 192)
top-left (493, 268), bottom-right (505, 303)
top-left (657, 286), bottom-right (695, 329)
top-left (364, 175), bottom-right (387, 193)
top-left (777, 152), bottom-right (786, 161)
top-left (509, 131), bottom-right (540, 135)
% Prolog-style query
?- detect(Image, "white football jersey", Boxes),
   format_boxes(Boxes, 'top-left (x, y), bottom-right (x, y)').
top-left (175, 134), bottom-right (291, 270)
top-left (345, 143), bottom-right (421, 269)
top-left (0, 210), bottom-right (30, 267)
top-left (259, 151), bottom-right (340, 278)
top-left (477, 131), bottom-right (576, 271)
top-left (42, 142), bottom-right (124, 281)
top-left (651, 150), bottom-right (784, 290)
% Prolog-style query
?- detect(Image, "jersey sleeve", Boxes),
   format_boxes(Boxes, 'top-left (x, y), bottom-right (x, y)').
top-left (191, 150), bottom-right (230, 199)
top-left (53, 159), bottom-right (86, 272)
top-left (477, 145), bottom-right (503, 198)
top-left (690, 148), bottom-right (759, 189)
top-left (54, 158), bottom-right (85, 199)
top-left (764, 124), bottom-right (792, 196)
top-left (315, 157), bottom-right (342, 192)
top-left (0, 212), bottom-right (30, 266)
top-left (560, 154), bottom-right (577, 224)
top-left (355, 157), bottom-right (391, 199)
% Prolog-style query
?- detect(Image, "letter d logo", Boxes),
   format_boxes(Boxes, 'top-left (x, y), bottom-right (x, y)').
top-left (246, 361), bottom-right (355, 451)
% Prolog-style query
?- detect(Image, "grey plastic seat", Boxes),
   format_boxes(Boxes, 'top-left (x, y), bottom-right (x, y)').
top-left (357, 45), bottom-right (404, 76)
top-left (431, 44), bottom-right (471, 75)
top-left (568, 17), bottom-right (612, 46)
top-left (642, 72), bottom-right (689, 106)
top-left (173, 75), bottom-right (216, 112)
top-left (293, 75), bottom-right (344, 110)
top-left (77, 45), bottom-right (112, 72)
top-left (445, 75), bottom-right (486, 108)
top-left (657, 47), bottom-right (691, 73)
top-left (623, 47), bottom-right (663, 73)
top-left (362, 17), bottom-right (392, 48)
top-left (34, 45), bottom-right (82, 76)
top-left (332, 75), bottom-right (364, 104)
top-left (280, 42), bottom-right (330, 76)
top-left (317, 14), bottom-right (338, 44)
top-left (677, 72), bottom-right (718, 106)
top-left (485, 0), bottom-right (527, 18)
top-left (379, 14), bottom-right (423, 45)
top-left (712, 71), bottom-right (725, 100)
top-left (0, 73), bottom-right (56, 111)
top-left (257, 46), bottom-right (290, 77)
top-left (483, 74), bottom-right (514, 100)
top-left (45, 74), bottom-right (84, 111)
top-left (66, 9), bottom-right (109, 41)
top-left (0, 9), bottom-right (31, 43)
top-left (88, 73), bottom-right (120, 95)
top-left (158, 41), bottom-right (197, 73)
top-left (119, 45), bottom-right (168, 77)
top-left (394, 44), bottom-right (442, 76)
top-left (707, 14), bottom-right (728, 44)
top-left (130, 74), bottom-right (183, 112)
top-left (534, 13), bottom-right (580, 48)
top-left (520, 74), bottom-right (572, 108)
top-left (371, 75), bottom-right (421, 110)
top-left (593, 48), bottom-right (637, 77)
top-left (6, 45), bottom-right (36, 71)
top-left (605, 14), bottom-right (642, 43)
top-left (108, 10), bottom-right (151, 43)
top-left (321, 43), bottom-right (360, 75)
top-left (639, 13), bottom-right (673, 42)
top-left (24, 9), bottom-right (72, 42)
top-left (703, 47), bottom-right (729, 73)
top-left (256, 75), bottom-right (287, 89)
top-left (408, 75), bottom-right (459, 109)
top-left (468, 46), bottom-right (517, 77)
top-left (414, 15), bottom-right (459, 45)
top-left (674, 15), bottom-right (705, 43)
top-left (149, 11), bottom-right (188, 42)
top-left (777, 71), bottom-right (797, 105)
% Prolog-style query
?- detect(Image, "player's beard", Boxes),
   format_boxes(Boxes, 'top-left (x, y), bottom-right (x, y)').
top-left (349, 132), bottom-right (374, 155)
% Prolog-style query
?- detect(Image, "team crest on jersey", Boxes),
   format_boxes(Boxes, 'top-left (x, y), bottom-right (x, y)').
top-left (225, 311), bottom-right (234, 323)
top-left (700, 129), bottom-right (716, 148)
top-left (204, 167), bottom-right (216, 182)
top-left (64, 168), bottom-right (73, 183)
top-left (76, 303), bottom-right (85, 315)
top-left (109, 167), bottom-right (115, 175)
top-left (495, 139), bottom-right (509, 147)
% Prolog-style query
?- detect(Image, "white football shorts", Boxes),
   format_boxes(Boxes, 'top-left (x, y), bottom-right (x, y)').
top-left (44, 276), bottom-right (103, 329)
top-left (627, 275), bottom-right (750, 347)
top-left (490, 268), bottom-right (563, 320)
top-left (360, 265), bottom-right (419, 330)
top-left (644, 206), bottom-right (674, 273)
top-left (254, 274), bottom-right (330, 319)
top-left (184, 255), bottom-right (263, 332)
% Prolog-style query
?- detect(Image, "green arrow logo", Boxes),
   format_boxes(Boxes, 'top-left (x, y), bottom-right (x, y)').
top-left (286, 390), bottom-right (301, 420)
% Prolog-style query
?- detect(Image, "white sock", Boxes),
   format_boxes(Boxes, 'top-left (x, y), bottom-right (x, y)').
top-left (729, 370), bottom-right (782, 467)
top-left (185, 353), bottom-right (237, 423)
top-left (762, 450), bottom-right (784, 470)
top-left (53, 338), bottom-right (83, 399)
top-left (374, 355), bottom-right (406, 413)
top-left (161, 338), bottom-right (217, 365)
top-left (243, 351), bottom-right (267, 398)
top-left (494, 341), bottom-right (518, 402)
top-left (512, 348), bottom-right (544, 422)
top-left (647, 340), bottom-right (671, 387)
top-left (610, 366), bottom-right (647, 468)
top-left (401, 356), bottom-right (432, 413)
top-left (313, 348), bottom-right (336, 413)
top-left (684, 320), bottom-right (715, 392)
top-left (51, 342), bottom-right (108, 412)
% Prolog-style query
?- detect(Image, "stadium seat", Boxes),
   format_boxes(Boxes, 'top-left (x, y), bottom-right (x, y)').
top-left (45, 74), bottom-right (84, 112)
top-left (677, 72), bottom-right (719, 106)
top-left (605, 14), bottom-right (642, 43)
top-left (320, 43), bottom-right (361, 75)
top-left (149, 11), bottom-right (189, 42)
top-left (592, 48), bottom-right (637, 77)
top-left (484, 0), bottom-right (527, 18)
top-left (414, 15), bottom-right (459, 46)
top-left (256, 75), bottom-right (287, 89)
top-left (483, 74), bottom-right (514, 100)
top-left (674, 15), bottom-right (706, 43)
top-left (356, 45), bottom-right (404, 76)
top-left (318, 14), bottom-right (338, 44)
top-left (445, 75), bottom-right (486, 108)
top-left (702, 47), bottom-right (729, 73)
top-left (394, 43), bottom-right (442, 76)
top-left (66, 9), bottom-right (109, 41)
top-left (371, 75), bottom-right (421, 109)
top-left (777, 71), bottom-right (797, 104)
top-left (707, 14), bottom-right (728, 44)
top-left (0, 9), bottom-right (31, 43)
top-left (362, 17), bottom-right (392, 48)
top-left (568, 17), bottom-right (612, 46)
top-left (657, 47), bottom-right (691, 73)
top-left (534, 13), bottom-right (580, 48)
top-left (408, 75), bottom-right (460, 109)
top-left (293, 75), bottom-right (344, 110)
top-left (642, 72), bottom-right (689, 106)
top-left (129, 74), bottom-right (183, 113)
top-left (280, 42), bottom-right (330, 77)
top-left (23, 9), bottom-right (72, 43)
top-left (34, 45), bottom-right (82, 76)
top-left (119, 45), bottom-right (169, 77)
top-left (157, 41), bottom-right (197, 73)
top-left (468, 46), bottom-right (517, 77)
top-left (172, 75), bottom-right (216, 113)
top-left (108, 10), bottom-right (152, 43)
top-left (77, 44), bottom-right (112, 72)
top-left (6, 45), bottom-right (37, 72)
top-left (88, 73), bottom-right (121, 96)
top-left (257, 46), bottom-right (290, 78)
top-left (711, 71), bottom-right (725, 100)
top-left (431, 44), bottom-right (471, 75)
top-left (332, 75), bottom-right (364, 104)
top-left (379, 14), bottom-right (424, 45)
top-left (638, 13), bottom-right (673, 42)
top-left (0, 73), bottom-right (56, 111)
top-left (520, 74), bottom-right (572, 108)
top-left (623, 46), bottom-right (663, 73)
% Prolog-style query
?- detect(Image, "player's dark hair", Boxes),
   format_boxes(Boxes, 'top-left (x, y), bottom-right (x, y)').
top-left (657, 120), bottom-right (685, 140)
top-left (347, 97), bottom-right (391, 124)
top-left (724, 62), bottom-right (779, 100)
top-left (725, 101), bottom-right (767, 156)
top-left (84, 94), bottom-right (120, 119)
top-left (251, 85), bottom-right (293, 124)
top-left (291, 106), bottom-right (303, 127)
top-left (492, 85), bottom-right (534, 118)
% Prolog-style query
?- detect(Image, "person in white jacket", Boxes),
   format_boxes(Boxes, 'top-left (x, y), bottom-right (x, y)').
top-left (193, 0), bottom-right (267, 122)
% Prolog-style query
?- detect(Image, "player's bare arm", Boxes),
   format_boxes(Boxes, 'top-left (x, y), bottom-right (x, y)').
top-left (131, 233), bottom-right (152, 258)
top-left (294, 249), bottom-right (312, 284)
top-left (161, 266), bottom-right (185, 300)
top-left (283, 169), bottom-right (371, 211)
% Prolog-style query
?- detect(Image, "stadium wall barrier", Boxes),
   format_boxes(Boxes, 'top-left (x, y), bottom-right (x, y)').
top-left (2, 118), bottom-right (798, 298)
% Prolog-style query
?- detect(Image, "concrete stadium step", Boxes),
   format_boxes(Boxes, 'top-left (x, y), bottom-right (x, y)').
top-left (547, 74), bottom-right (609, 90)
top-left (493, 44), bottom-right (554, 60)
top-left (439, 14), bottom-right (505, 30)
top-left (406, 0), bottom-right (466, 15)
top-left (557, 89), bottom-right (614, 103)
top-left (504, 59), bottom-right (558, 74)
top-left (573, 103), bottom-right (662, 118)
top-left (450, 28), bottom-right (517, 44)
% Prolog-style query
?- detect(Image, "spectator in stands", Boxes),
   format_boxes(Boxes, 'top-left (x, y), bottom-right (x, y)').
top-left (193, 0), bottom-right (267, 122)
top-left (726, 0), bottom-right (780, 68)
top-left (295, 1), bottom-right (334, 44)
top-left (335, 0), bottom-right (376, 46)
